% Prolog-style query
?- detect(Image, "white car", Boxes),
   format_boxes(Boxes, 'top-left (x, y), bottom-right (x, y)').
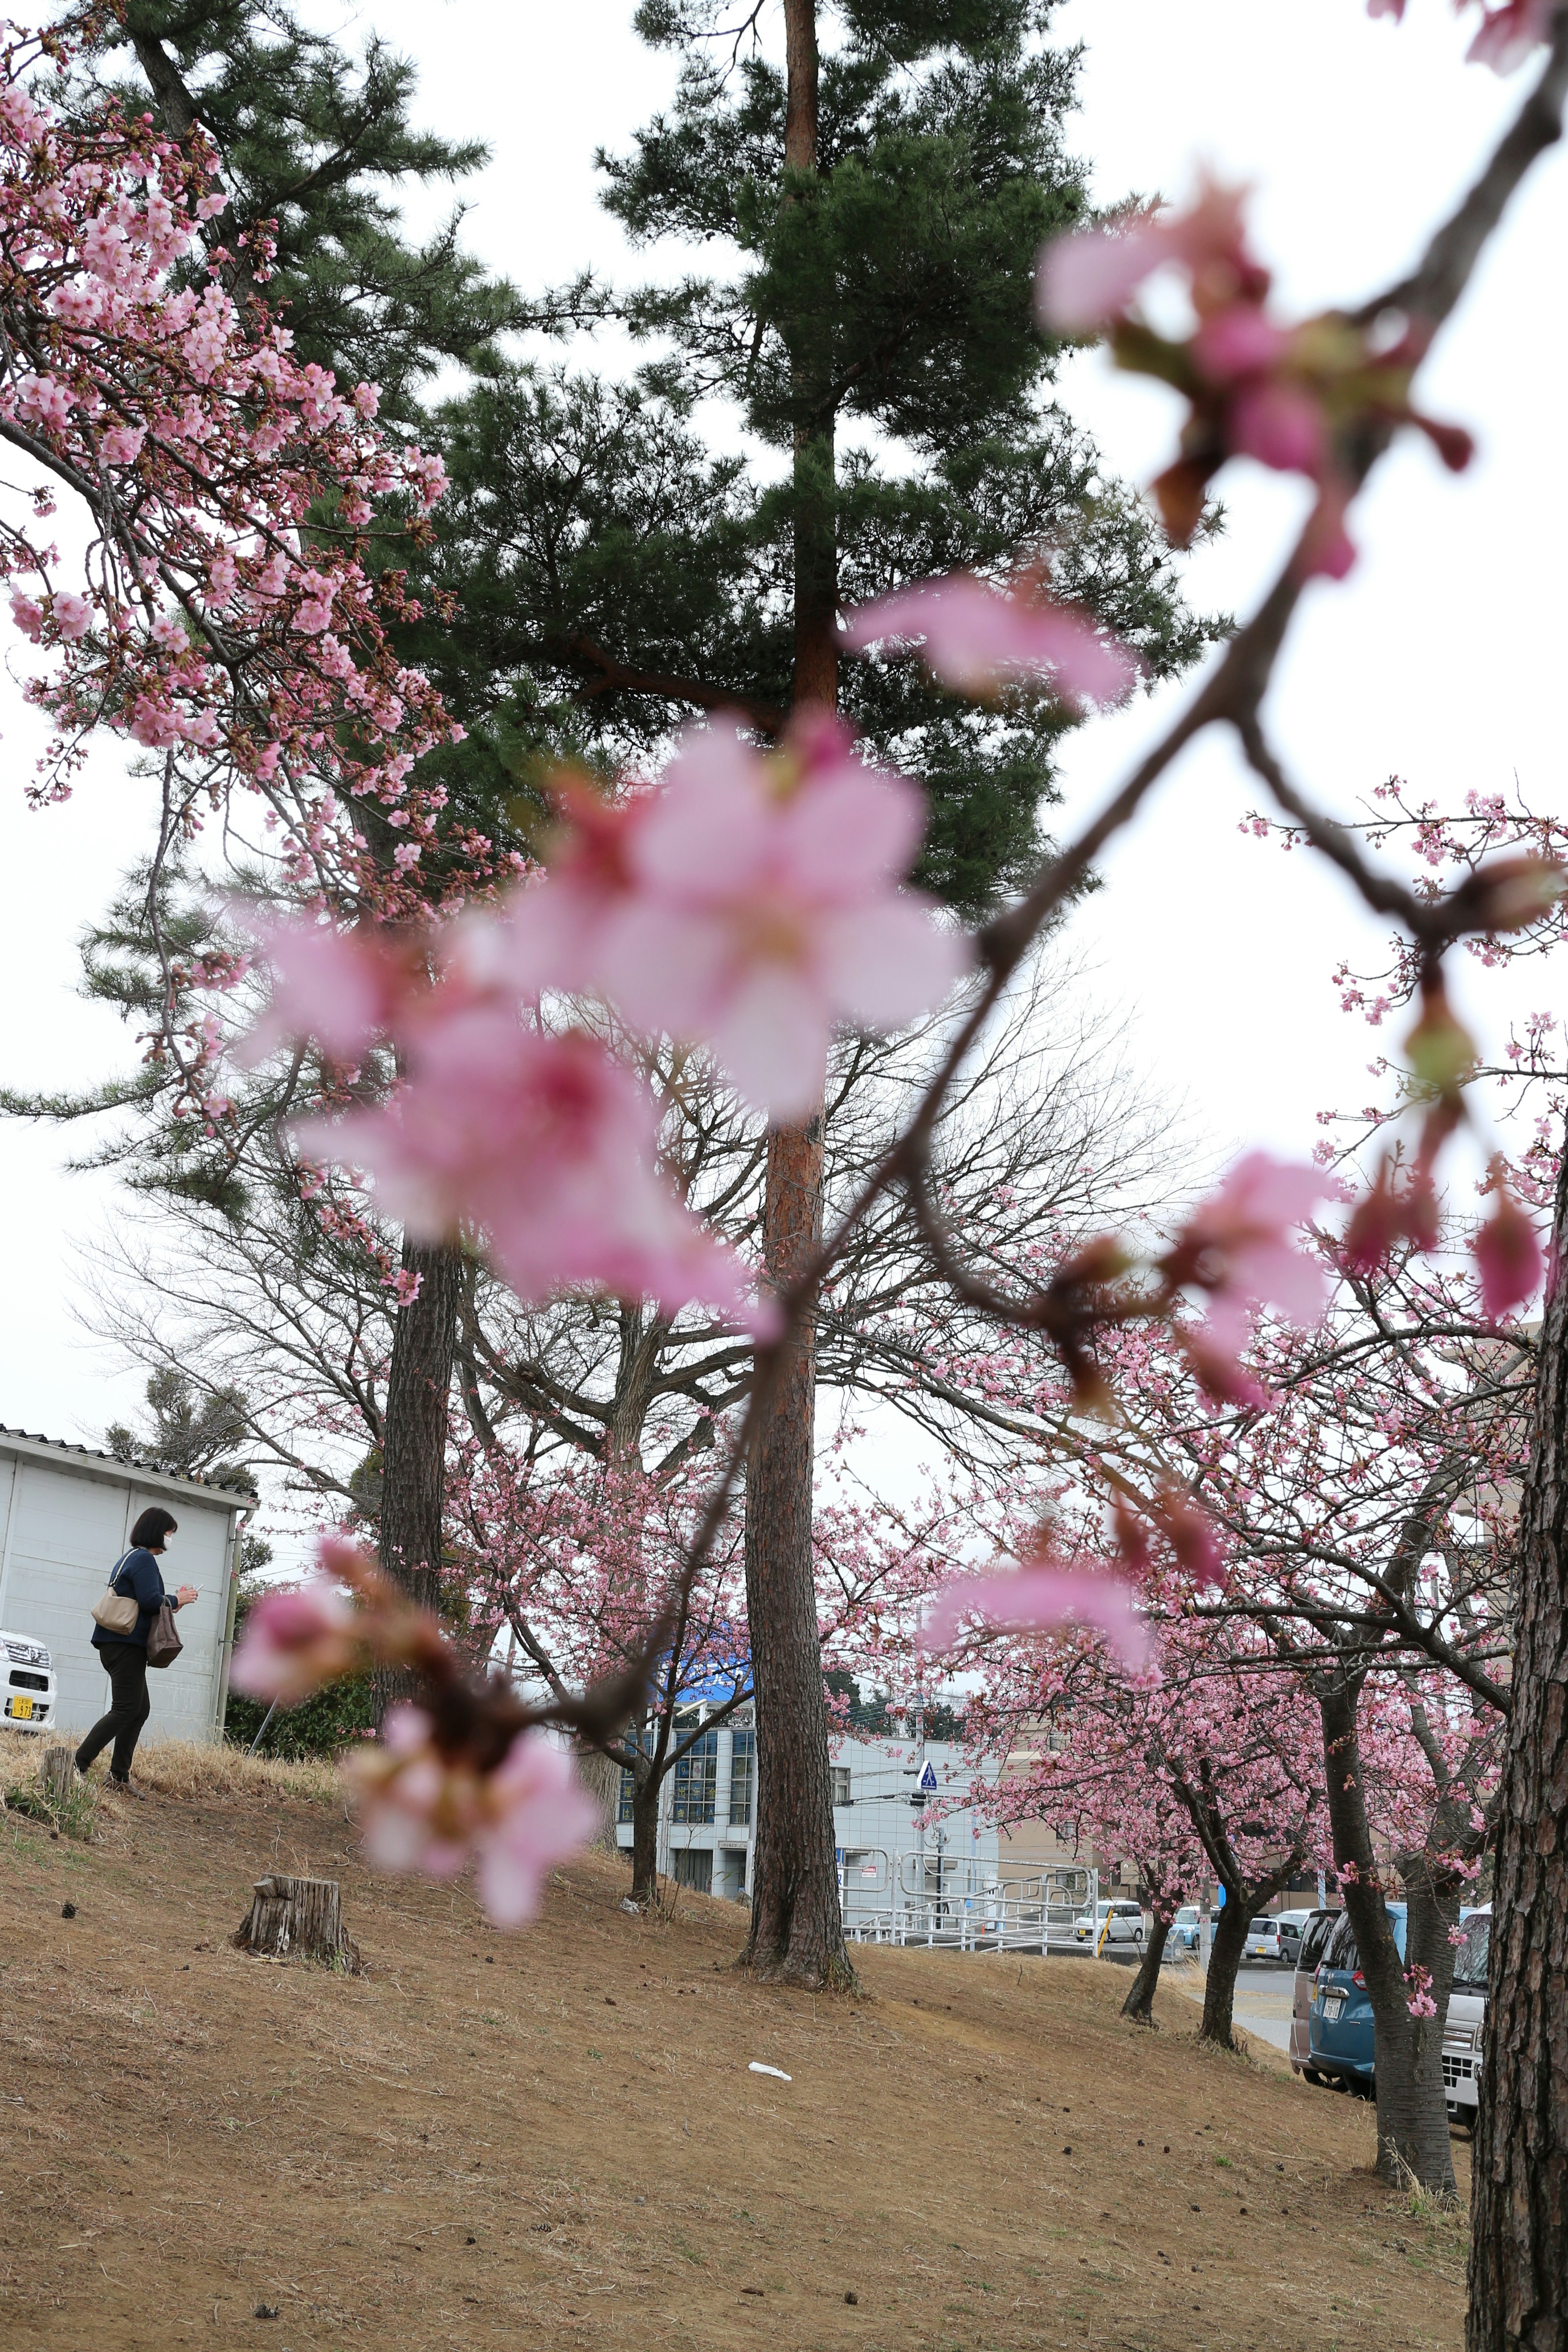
top-left (1443, 1905), bottom-right (1490, 2129)
top-left (1073, 1899), bottom-right (1146, 1950)
top-left (1244, 1916), bottom-right (1284, 1961)
top-left (1, 1631), bottom-right (57, 1733)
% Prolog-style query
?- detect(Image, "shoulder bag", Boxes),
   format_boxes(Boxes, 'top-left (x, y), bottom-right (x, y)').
top-left (91, 1552), bottom-right (140, 1638)
top-left (145, 1599), bottom-right (183, 1670)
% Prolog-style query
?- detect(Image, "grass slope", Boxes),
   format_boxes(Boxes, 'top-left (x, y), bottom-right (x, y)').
top-left (0, 1741), bottom-right (1466, 2350)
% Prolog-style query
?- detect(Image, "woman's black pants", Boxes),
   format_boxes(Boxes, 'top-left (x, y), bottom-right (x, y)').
top-left (75, 1644), bottom-right (151, 1781)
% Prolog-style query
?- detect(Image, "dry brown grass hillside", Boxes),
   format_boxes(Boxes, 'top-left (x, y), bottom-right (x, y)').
top-left (0, 1739), bottom-right (1467, 2351)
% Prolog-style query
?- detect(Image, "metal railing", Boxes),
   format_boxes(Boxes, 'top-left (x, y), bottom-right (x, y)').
top-left (842, 1868), bottom-right (1097, 1954)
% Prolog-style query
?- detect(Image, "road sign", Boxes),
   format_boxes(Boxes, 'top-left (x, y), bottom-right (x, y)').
top-left (918, 1760), bottom-right (938, 1793)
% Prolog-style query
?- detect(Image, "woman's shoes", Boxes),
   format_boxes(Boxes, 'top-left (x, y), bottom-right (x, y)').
top-left (107, 1777), bottom-right (146, 1800)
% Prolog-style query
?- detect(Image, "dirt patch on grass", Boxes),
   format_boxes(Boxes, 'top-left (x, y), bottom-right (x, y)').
top-left (0, 1752), bottom-right (1466, 2349)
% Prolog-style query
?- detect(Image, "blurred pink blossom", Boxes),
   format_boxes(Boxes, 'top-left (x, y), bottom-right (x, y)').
top-left (595, 715), bottom-right (969, 1118)
top-left (1161, 1153), bottom-right (1335, 1393)
top-left (348, 1708), bottom-right (600, 1926)
top-left (921, 1561), bottom-right (1151, 1671)
top-left (234, 909), bottom-right (406, 1068)
top-left (229, 1572), bottom-right (364, 1703)
top-left (843, 573), bottom-right (1139, 709)
top-left (1473, 1173), bottom-right (1542, 1319)
top-left (299, 1013), bottom-right (764, 1325)
top-left (1036, 180), bottom-right (1256, 334)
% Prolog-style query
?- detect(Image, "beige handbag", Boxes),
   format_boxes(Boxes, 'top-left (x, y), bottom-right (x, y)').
top-left (91, 1553), bottom-right (140, 1638)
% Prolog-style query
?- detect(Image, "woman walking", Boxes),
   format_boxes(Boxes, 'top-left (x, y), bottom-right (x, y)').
top-left (74, 1507), bottom-right (197, 1793)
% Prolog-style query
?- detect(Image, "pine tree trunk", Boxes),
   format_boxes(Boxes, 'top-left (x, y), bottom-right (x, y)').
top-left (743, 1116), bottom-right (852, 1987)
top-left (231, 1875), bottom-right (360, 1969)
top-left (1321, 1678), bottom-right (1457, 2199)
top-left (739, 0), bottom-right (852, 1996)
top-left (374, 1237), bottom-right (461, 1720)
top-left (1468, 1133), bottom-right (1568, 2348)
top-left (1122, 1911), bottom-right (1172, 2025)
top-left (1200, 1893), bottom-right (1252, 2047)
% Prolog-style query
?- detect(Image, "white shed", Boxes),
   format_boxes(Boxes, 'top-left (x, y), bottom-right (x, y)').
top-left (0, 1425), bottom-right (256, 1745)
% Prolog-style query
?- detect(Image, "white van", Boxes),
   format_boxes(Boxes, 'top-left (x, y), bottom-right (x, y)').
top-left (1073, 1899), bottom-right (1146, 1951)
top-left (1, 1630), bottom-right (57, 1733)
top-left (1443, 1906), bottom-right (1490, 2129)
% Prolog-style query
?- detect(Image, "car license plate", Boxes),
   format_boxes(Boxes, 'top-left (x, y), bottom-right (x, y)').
top-left (1321, 1995), bottom-right (1343, 2022)
top-left (9, 1694), bottom-right (33, 1720)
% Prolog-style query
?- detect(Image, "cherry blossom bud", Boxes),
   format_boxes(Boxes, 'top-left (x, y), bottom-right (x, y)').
top-left (1473, 1169), bottom-right (1542, 1319)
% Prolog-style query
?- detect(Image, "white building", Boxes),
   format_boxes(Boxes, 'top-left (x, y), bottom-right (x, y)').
top-left (0, 1425), bottom-right (255, 1745)
top-left (614, 1704), bottom-right (1004, 1922)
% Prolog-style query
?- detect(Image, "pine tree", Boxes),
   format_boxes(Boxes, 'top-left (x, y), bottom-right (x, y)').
top-left (407, 0), bottom-right (1214, 1987)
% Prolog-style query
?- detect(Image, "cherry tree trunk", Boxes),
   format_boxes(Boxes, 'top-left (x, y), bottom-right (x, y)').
top-left (739, 0), bottom-right (851, 1996)
top-left (1122, 1911), bottom-right (1172, 2025)
top-left (1200, 1894), bottom-right (1252, 2047)
top-left (1321, 1679), bottom-right (1457, 2200)
top-left (1468, 1134), bottom-right (1568, 2349)
top-left (629, 1770), bottom-right (662, 1908)
top-left (374, 1237), bottom-right (461, 1720)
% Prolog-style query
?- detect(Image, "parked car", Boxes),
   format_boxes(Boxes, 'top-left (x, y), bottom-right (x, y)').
top-left (1169, 1904), bottom-right (1202, 1955)
top-left (1244, 1916), bottom-right (1284, 1962)
top-left (1274, 1908), bottom-right (1314, 1966)
top-left (1, 1630), bottom-right (57, 1733)
top-left (1073, 1899), bottom-right (1146, 1950)
top-left (1309, 1902), bottom-right (1408, 2091)
top-left (1289, 1909), bottom-right (1340, 2078)
top-left (1443, 1904), bottom-right (1491, 2131)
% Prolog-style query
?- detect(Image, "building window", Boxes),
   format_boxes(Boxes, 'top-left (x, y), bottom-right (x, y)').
top-left (729, 1728), bottom-right (755, 1825)
top-left (672, 1727), bottom-right (718, 1825)
top-left (617, 1730), bottom-right (650, 1825)
top-left (672, 1846), bottom-right (713, 1895)
top-left (831, 1765), bottom-right (852, 1807)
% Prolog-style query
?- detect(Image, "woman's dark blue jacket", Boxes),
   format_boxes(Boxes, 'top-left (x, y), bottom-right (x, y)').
top-left (92, 1548), bottom-right (183, 1652)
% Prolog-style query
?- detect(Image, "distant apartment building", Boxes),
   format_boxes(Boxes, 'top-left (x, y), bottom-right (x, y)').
top-left (615, 1703), bottom-right (1009, 1923)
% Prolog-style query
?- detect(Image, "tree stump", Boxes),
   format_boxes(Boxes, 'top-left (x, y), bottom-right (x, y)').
top-left (38, 1746), bottom-right (76, 1807)
top-left (230, 1875), bottom-right (361, 1970)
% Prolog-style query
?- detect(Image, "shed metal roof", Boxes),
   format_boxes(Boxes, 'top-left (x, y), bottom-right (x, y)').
top-left (0, 1423), bottom-right (258, 1510)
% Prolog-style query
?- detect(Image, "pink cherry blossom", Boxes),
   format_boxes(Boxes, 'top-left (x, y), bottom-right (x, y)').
top-left (229, 1575), bottom-right (365, 1703)
top-left (233, 909), bottom-right (407, 1069)
top-left (843, 573), bottom-right (1139, 709)
top-left (347, 1708), bottom-right (601, 1926)
top-left (921, 1560), bottom-right (1151, 1671)
top-left (1160, 1153), bottom-right (1335, 1392)
top-left (298, 1010), bottom-right (764, 1325)
top-left (51, 592), bottom-right (92, 641)
top-left (1036, 180), bottom-right (1257, 334)
top-left (594, 714), bottom-right (969, 1119)
top-left (1467, 0), bottom-right (1555, 67)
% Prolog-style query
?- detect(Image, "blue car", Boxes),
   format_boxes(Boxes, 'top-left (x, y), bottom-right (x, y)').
top-left (1169, 1904), bottom-right (1202, 1955)
top-left (1309, 1902), bottom-right (1407, 2091)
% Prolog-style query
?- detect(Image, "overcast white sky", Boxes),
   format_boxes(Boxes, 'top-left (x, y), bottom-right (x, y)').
top-left (0, 0), bottom-right (1562, 1546)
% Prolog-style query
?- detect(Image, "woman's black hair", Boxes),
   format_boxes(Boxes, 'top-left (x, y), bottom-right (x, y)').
top-left (130, 1505), bottom-right (179, 1551)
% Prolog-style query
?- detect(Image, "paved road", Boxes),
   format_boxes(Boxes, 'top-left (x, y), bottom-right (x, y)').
top-left (1167, 1958), bottom-right (1296, 2053)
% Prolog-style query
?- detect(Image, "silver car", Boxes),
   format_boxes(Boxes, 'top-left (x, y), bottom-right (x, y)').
top-left (1443, 1907), bottom-right (1490, 2129)
top-left (1289, 1908), bottom-right (1340, 2079)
